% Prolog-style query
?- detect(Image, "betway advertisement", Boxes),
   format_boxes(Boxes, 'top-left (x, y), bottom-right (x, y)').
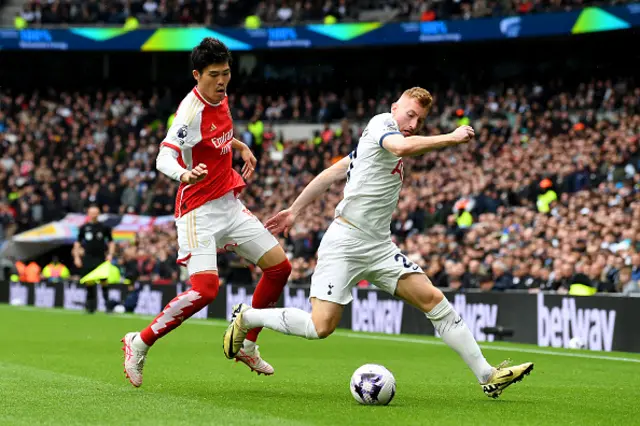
top-left (1, 281), bottom-right (639, 353)
top-left (536, 293), bottom-right (629, 352)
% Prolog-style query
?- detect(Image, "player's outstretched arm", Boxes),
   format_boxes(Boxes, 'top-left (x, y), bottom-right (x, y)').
top-left (382, 125), bottom-right (475, 157)
top-left (265, 156), bottom-right (350, 236)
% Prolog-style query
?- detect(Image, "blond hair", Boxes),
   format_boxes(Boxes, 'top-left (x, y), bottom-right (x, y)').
top-left (402, 87), bottom-right (433, 112)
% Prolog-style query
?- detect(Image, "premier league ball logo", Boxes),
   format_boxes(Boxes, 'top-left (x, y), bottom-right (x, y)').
top-left (349, 364), bottom-right (396, 405)
top-left (177, 125), bottom-right (188, 145)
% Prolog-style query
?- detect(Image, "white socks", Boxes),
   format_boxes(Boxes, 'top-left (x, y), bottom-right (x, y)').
top-left (243, 339), bottom-right (256, 352)
top-left (133, 334), bottom-right (150, 352)
top-left (242, 308), bottom-right (320, 340)
top-left (237, 300), bottom-right (493, 383)
top-left (426, 298), bottom-right (494, 383)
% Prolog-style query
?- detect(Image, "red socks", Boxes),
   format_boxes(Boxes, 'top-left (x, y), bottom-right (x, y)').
top-left (246, 259), bottom-right (292, 342)
top-left (140, 273), bottom-right (219, 346)
top-left (138, 260), bottom-right (291, 347)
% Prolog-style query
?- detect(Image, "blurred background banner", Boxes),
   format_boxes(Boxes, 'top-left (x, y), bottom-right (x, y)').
top-left (2, 281), bottom-right (639, 353)
top-left (2, 213), bottom-right (173, 260)
top-left (1, 4), bottom-right (639, 51)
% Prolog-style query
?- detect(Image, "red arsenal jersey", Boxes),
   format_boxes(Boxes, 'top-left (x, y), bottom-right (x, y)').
top-left (160, 87), bottom-right (245, 218)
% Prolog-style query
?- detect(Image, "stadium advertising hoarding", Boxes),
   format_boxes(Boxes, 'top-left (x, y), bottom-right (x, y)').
top-left (2, 281), bottom-right (639, 353)
top-left (0, 5), bottom-right (638, 51)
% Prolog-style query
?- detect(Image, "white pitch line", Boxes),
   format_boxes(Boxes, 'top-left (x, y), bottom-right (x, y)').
top-left (7, 305), bottom-right (640, 364)
top-left (333, 331), bottom-right (640, 364)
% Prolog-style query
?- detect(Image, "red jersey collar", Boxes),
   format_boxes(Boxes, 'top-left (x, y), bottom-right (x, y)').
top-left (193, 86), bottom-right (224, 107)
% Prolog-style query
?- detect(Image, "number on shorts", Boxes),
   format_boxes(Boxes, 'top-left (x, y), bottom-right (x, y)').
top-left (394, 253), bottom-right (419, 271)
top-left (346, 148), bottom-right (358, 182)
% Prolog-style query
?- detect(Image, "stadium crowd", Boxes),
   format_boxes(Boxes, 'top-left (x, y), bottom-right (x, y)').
top-left (16, 0), bottom-right (633, 27)
top-left (1, 75), bottom-right (639, 294)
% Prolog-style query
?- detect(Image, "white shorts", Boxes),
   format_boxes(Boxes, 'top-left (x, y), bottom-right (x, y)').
top-left (176, 191), bottom-right (279, 275)
top-left (310, 219), bottom-right (424, 305)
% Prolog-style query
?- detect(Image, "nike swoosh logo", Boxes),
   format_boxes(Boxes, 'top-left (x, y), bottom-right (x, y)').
top-left (498, 370), bottom-right (514, 379)
top-left (454, 317), bottom-right (463, 325)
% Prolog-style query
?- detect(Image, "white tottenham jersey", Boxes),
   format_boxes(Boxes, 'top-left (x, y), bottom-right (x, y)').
top-left (335, 113), bottom-right (405, 240)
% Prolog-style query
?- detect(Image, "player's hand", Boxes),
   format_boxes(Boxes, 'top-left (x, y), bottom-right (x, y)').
top-left (265, 209), bottom-right (296, 237)
top-left (240, 147), bottom-right (257, 180)
top-left (450, 125), bottom-right (475, 144)
top-left (180, 163), bottom-right (208, 184)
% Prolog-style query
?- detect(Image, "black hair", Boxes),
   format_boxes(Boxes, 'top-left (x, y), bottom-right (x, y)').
top-left (191, 37), bottom-right (232, 74)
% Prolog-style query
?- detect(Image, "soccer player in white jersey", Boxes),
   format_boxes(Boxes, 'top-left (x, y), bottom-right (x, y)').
top-left (223, 87), bottom-right (533, 398)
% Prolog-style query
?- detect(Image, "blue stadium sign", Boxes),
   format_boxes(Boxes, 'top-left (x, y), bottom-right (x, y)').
top-left (0, 4), bottom-right (638, 51)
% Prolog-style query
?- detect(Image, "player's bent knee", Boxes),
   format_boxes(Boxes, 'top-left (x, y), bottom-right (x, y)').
top-left (190, 271), bottom-right (220, 303)
top-left (415, 283), bottom-right (444, 312)
top-left (397, 273), bottom-right (445, 313)
top-left (428, 287), bottom-right (445, 307)
top-left (257, 245), bottom-right (290, 270)
top-left (281, 258), bottom-right (292, 275)
top-left (264, 257), bottom-right (292, 277)
top-left (310, 297), bottom-right (344, 338)
top-left (312, 320), bottom-right (336, 339)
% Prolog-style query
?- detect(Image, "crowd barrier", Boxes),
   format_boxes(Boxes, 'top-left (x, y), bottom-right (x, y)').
top-left (2, 280), bottom-right (638, 353)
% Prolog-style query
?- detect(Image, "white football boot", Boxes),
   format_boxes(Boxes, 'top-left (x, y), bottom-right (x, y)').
top-left (235, 344), bottom-right (275, 376)
top-left (121, 332), bottom-right (148, 387)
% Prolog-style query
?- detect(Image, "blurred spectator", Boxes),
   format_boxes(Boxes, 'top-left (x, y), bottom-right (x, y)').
top-left (17, 0), bottom-right (634, 27)
top-left (492, 261), bottom-right (514, 291)
top-left (1, 74), bottom-right (639, 295)
top-left (618, 267), bottom-right (640, 296)
top-left (41, 256), bottom-right (71, 283)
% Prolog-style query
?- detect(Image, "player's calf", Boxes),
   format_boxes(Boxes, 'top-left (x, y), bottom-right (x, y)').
top-left (310, 297), bottom-right (343, 338)
top-left (224, 305), bottom-right (322, 358)
top-left (395, 272), bottom-right (444, 313)
top-left (122, 272), bottom-right (220, 387)
top-left (246, 257), bottom-right (292, 343)
top-left (396, 273), bottom-right (495, 384)
top-left (224, 297), bottom-right (343, 344)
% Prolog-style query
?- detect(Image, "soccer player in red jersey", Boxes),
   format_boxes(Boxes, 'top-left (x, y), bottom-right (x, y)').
top-left (121, 38), bottom-right (291, 387)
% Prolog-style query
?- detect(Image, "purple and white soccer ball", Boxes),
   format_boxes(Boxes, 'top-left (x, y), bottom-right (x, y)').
top-left (350, 364), bottom-right (396, 406)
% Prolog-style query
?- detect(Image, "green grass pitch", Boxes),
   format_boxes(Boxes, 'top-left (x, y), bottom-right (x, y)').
top-left (1, 304), bottom-right (639, 425)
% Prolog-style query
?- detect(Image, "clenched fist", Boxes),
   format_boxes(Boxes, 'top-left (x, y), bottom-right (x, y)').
top-left (180, 163), bottom-right (208, 184)
top-left (450, 125), bottom-right (475, 144)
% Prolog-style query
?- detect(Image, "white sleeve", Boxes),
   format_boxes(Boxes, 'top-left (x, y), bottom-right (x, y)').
top-left (366, 114), bottom-right (402, 148)
top-left (156, 146), bottom-right (188, 182)
top-left (161, 100), bottom-right (203, 151)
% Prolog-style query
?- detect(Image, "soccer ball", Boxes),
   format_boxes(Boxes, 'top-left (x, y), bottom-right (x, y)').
top-left (349, 364), bottom-right (396, 405)
top-left (568, 337), bottom-right (586, 349)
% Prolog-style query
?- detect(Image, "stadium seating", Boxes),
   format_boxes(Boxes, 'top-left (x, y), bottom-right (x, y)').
top-left (1, 75), bottom-right (638, 293)
top-left (12, 0), bottom-right (635, 27)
